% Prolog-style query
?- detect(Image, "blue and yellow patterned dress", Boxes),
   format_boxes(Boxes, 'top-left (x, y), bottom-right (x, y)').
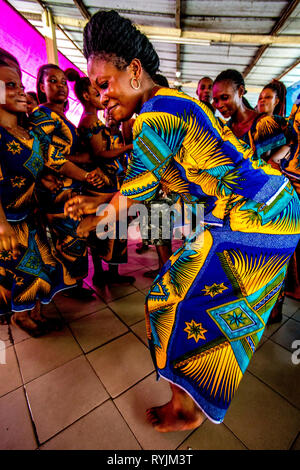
top-left (29, 106), bottom-right (88, 280)
top-left (227, 113), bottom-right (294, 164)
top-left (79, 119), bottom-right (127, 264)
top-left (0, 127), bottom-right (75, 316)
top-left (120, 88), bottom-right (300, 423)
top-left (280, 102), bottom-right (300, 300)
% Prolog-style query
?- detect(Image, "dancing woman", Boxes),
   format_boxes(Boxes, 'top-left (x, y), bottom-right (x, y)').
top-left (0, 61), bottom-right (80, 335)
top-left (29, 64), bottom-right (103, 298)
top-left (65, 10), bottom-right (300, 430)
top-left (72, 72), bottom-right (134, 286)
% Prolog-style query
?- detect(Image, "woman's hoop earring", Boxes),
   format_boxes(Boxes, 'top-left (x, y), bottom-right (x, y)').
top-left (130, 77), bottom-right (141, 90)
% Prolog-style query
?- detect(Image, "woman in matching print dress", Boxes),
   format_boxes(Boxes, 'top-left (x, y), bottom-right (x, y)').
top-left (0, 62), bottom-right (78, 336)
top-left (64, 11), bottom-right (300, 431)
top-left (29, 64), bottom-right (103, 299)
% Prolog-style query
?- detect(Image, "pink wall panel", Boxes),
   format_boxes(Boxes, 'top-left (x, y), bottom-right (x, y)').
top-left (0, 0), bottom-right (85, 125)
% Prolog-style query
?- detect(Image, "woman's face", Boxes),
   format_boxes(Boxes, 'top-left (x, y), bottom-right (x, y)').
top-left (0, 66), bottom-right (27, 114)
top-left (86, 85), bottom-right (102, 110)
top-left (257, 88), bottom-right (279, 115)
top-left (87, 56), bottom-right (140, 122)
top-left (212, 80), bottom-right (241, 118)
top-left (40, 68), bottom-right (68, 104)
top-left (197, 78), bottom-right (213, 103)
top-left (26, 93), bottom-right (38, 114)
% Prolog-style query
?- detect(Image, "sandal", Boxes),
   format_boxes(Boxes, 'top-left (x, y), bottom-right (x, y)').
top-left (10, 313), bottom-right (46, 338)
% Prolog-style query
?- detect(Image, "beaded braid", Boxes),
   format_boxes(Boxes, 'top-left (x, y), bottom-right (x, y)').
top-left (83, 10), bottom-right (159, 77)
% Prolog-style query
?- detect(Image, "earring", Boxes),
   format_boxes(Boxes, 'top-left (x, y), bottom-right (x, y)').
top-left (130, 77), bottom-right (141, 90)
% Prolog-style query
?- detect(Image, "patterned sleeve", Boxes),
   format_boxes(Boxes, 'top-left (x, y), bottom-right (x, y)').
top-left (29, 108), bottom-right (68, 171)
top-left (120, 111), bottom-right (187, 201)
top-left (250, 114), bottom-right (295, 160)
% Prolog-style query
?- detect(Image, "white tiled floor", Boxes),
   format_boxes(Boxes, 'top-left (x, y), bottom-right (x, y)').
top-left (0, 239), bottom-right (300, 450)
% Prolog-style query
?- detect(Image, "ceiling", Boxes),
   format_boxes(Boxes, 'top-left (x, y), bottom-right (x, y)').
top-left (5, 0), bottom-right (300, 104)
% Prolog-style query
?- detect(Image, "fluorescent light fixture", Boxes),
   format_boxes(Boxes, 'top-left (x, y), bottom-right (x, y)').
top-left (150, 36), bottom-right (210, 46)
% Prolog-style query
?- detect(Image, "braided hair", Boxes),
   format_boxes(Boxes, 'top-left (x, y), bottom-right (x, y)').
top-left (36, 64), bottom-right (63, 104)
top-left (262, 79), bottom-right (286, 117)
top-left (214, 69), bottom-right (253, 110)
top-left (0, 48), bottom-right (21, 78)
top-left (83, 10), bottom-right (160, 76)
top-left (65, 68), bottom-right (91, 104)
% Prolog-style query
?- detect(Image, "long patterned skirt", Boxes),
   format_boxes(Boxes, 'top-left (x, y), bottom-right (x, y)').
top-left (145, 184), bottom-right (300, 423)
top-left (0, 215), bottom-right (75, 315)
top-left (37, 186), bottom-right (89, 281)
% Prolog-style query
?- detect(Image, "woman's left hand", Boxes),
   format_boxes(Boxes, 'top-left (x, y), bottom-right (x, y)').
top-left (86, 168), bottom-right (107, 188)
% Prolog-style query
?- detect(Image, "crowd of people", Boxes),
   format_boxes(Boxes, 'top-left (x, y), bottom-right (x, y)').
top-left (0, 7), bottom-right (300, 433)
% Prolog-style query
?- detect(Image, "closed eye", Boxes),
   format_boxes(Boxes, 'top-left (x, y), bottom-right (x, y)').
top-left (96, 79), bottom-right (108, 90)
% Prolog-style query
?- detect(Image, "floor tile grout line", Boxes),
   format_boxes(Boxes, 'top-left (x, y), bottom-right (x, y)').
top-left (109, 400), bottom-right (145, 450)
top-left (36, 397), bottom-right (113, 448)
top-left (247, 368), bottom-right (300, 412)
top-left (289, 430), bottom-right (300, 450)
top-left (14, 315), bottom-right (149, 388)
top-left (222, 422), bottom-right (250, 450)
top-left (9, 334), bottom-right (41, 448)
top-left (268, 335), bottom-right (300, 355)
top-left (111, 370), bottom-right (156, 402)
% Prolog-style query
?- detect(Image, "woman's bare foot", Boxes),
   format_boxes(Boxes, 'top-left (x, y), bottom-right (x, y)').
top-left (11, 311), bottom-right (45, 337)
top-left (29, 302), bottom-right (63, 332)
top-left (146, 383), bottom-right (205, 432)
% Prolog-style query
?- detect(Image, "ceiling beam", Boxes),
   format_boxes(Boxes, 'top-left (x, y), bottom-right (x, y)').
top-left (73, 0), bottom-right (91, 20)
top-left (56, 24), bottom-right (84, 56)
top-left (276, 58), bottom-right (300, 81)
top-left (243, 0), bottom-right (300, 78)
top-left (52, 17), bottom-right (300, 45)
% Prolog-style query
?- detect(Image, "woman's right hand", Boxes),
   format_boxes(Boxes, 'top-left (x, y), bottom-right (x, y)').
top-left (40, 173), bottom-right (64, 193)
top-left (0, 220), bottom-right (20, 259)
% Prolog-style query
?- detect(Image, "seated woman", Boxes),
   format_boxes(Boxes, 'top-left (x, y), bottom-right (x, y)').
top-left (0, 60), bottom-right (78, 336)
top-left (65, 10), bottom-right (300, 432)
top-left (29, 64), bottom-right (104, 299)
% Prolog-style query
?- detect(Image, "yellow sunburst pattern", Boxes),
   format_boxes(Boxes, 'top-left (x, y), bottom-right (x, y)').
top-left (218, 248), bottom-right (289, 297)
top-left (174, 341), bottom-right (243, 405)
top-left (146, 229), bottom-right (213, 369)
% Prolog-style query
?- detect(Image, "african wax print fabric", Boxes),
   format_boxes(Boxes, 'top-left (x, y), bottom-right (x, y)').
top-left (29, 106), bottom-right (88, 280)
top-left (79, 119), bottom-right (127, 264)
top-left (280, 102), bottom-right (300, 194)
top-left (0, 127), bottom-right (74, 315)
top-left (121, 88), bottom-right (300, 423)
top-left (227, 113), bottom-right (294, 164)
top-left (280, 102), bottom-right (300, 300)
